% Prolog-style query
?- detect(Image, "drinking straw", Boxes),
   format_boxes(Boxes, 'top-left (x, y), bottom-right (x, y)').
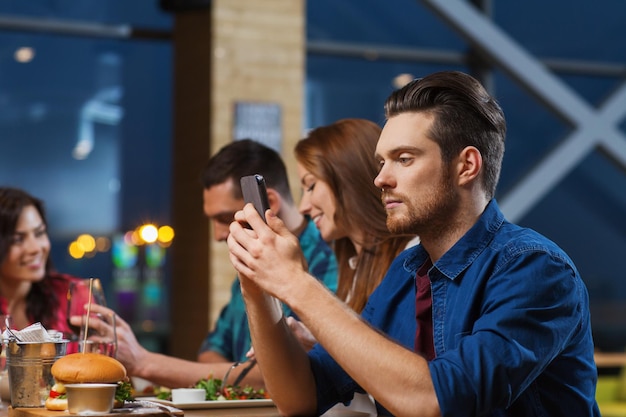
top-left (82, 278), bottom-right (94, 352)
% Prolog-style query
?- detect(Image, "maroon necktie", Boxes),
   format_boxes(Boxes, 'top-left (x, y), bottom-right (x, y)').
top-left (415, 260), bottom-right (435, 360)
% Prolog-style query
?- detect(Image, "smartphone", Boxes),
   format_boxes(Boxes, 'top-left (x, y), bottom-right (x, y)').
top-left (240, 174), bottom-right (270, 223)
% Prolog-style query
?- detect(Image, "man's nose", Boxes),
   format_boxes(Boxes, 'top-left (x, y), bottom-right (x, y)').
top-left (374, 163), bottom-right (393, 190)
top-left (213, 222), bottom-right (230, 242)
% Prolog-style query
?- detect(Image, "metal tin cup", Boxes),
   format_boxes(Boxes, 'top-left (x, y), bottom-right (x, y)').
top-left (65, 383), bottom-right (117, 414)
top-left (6, 340), bottom-right (68, 408)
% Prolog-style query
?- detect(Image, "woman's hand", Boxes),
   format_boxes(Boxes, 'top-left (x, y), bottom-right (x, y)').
top-left (70, 304), bottom-right (148, 375)
top-left (286, 317), bottom-right (318, 352)
top-left (245, 316), bottom-right (318, 355)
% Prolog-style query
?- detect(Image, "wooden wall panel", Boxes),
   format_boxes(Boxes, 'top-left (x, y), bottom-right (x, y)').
top-left (208, 0), bottom-right (305, 333)
top-left (170, 0), bottom-right (304, 360)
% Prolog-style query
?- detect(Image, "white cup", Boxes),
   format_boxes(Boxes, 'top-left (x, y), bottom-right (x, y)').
top-left (171, 388), bottom-right (206, 403)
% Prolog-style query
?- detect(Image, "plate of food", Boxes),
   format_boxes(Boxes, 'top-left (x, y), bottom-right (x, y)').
top-left (144, 397), bottom-right (274, 410)
top-left (142, 376), bottom-right (273, 410)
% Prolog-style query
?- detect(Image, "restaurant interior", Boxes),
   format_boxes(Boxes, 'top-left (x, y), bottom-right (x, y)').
top-left (0, 0), bottom-right (625, 401)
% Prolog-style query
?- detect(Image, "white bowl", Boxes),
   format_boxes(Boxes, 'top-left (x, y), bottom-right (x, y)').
top-left (171, 388), bottom-right (206, 403)
top-left (65, 383), bottom-right (117, 414)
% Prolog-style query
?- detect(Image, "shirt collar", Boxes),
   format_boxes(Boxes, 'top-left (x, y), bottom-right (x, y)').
top-left (403, 199), bottom-right (505, 281)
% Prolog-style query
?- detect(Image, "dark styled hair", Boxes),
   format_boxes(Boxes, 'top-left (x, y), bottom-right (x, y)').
top-left (295, 119), bottom-right (414, 313)
top-left (201, 139), bottom-right (293, 204)
top-left (0, 187), bottom-right (58, 326)
top-left (384, 71), bottom-right (506, 199)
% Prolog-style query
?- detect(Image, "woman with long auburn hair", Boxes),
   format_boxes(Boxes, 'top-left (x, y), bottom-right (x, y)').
top-left (291, 118), bottom-right (417, 414)
top-left (295, 118), bottom-right (417, 314)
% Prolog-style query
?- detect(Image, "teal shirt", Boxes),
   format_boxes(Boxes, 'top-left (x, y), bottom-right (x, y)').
top-left (199, 219), bottom-right (337, 361)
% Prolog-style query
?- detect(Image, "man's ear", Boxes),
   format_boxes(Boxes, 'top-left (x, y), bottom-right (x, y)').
top-left (456, 146), bottom-right (482, 186)
top-left (265, 188), bottom-right (282, 214)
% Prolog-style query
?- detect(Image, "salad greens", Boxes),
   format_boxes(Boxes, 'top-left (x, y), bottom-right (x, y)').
top-left (156, 377), bottom-right (269, 401)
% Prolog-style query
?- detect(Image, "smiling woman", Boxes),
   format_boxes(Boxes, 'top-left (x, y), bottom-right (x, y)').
top-left (0, 187), bottom-right (87, 336)
top-left (295, 118), bottom-right (417, 314)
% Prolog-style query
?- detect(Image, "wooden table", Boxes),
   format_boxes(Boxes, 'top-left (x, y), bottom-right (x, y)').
top-left (1, 402), bottom-right (280, 417)
top-left (1, 402), bottom-right (371, 417)
top-left (185, 407), bottom-right (369, 417)
top-left (184, 408), bottom-right (279, 417)
top-left (595, 352), bottom-right (626, 368)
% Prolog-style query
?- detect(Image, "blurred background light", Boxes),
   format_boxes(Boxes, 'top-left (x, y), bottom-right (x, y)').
top-left (138, 223), bottom-right (158, 244)
top-left (14, 46), bottom-right (35, 63)
top-left (157, 225), bottom-right (174, 244)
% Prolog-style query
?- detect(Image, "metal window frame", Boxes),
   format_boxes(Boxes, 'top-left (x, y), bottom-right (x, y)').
top-left (308, 1), bottom-right (626, 223)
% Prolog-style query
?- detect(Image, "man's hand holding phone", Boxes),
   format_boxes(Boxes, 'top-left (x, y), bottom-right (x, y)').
top-left (229, 175), bottom-right (311, 308)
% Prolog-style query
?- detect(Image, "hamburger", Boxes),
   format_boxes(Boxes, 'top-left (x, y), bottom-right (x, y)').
top-left (45, 352), bottom-right (132, 411)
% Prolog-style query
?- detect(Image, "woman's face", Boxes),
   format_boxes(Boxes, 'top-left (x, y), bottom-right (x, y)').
top-left (0, 205), bottom-right (50, 283)
top-left (297, 163), bottom-right (345, 242)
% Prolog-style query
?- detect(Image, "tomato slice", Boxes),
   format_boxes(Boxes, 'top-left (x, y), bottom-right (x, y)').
top-left (49, 390), bottom-right (60, 399)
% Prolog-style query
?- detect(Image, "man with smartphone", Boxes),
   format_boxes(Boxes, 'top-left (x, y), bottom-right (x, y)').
top-left (75, 139), bottom-right (337, 390)
top-left (197, 139), bottom-right (337, 367)
top-left (227, 72), bottom-right (599, 416)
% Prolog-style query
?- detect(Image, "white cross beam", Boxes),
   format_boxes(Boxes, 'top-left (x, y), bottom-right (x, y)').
top-left (421, 0), bottom-right (626, 222)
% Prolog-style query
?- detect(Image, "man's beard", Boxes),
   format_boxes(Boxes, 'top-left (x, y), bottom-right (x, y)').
top-left (385, 171), bottom-right (458, 237)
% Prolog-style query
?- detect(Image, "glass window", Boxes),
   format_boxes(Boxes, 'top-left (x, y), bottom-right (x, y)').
top-left (0, 2), bottom-right (172, 350)
top-left (306, 0), bottom-right (626, 351)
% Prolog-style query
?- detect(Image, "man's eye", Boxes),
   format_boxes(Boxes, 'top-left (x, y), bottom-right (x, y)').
top-left (213, 212), bottom-right (237, 225)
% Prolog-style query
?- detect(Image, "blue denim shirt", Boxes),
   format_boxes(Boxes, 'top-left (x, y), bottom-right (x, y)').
top-left (309, 200), bottom-right (599, 416)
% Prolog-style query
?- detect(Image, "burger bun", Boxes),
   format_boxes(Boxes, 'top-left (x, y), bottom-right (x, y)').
top-left (52, 353), bottom-right (126, 384)
top-left (45, 396), bottom-right (68, 411)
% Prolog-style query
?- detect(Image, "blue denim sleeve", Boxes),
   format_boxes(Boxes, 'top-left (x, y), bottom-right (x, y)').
top-left (429, 246), bottom-right (597, 416)
top-left (309, 343), bottom-right (363, 415)
top-left (308, 248), bottom-right (417, 415)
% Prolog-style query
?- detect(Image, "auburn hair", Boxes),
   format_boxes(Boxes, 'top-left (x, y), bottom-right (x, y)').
top-left (295, 119), bottom-right (414, 313)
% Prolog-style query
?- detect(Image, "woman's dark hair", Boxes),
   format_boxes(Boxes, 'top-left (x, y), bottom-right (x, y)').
top-left (0, 187), bottom-right (59, 327)
top-left (384, 71), bottom-right (506, 200)
top-left (295, 119), bottom-right (414, 313)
